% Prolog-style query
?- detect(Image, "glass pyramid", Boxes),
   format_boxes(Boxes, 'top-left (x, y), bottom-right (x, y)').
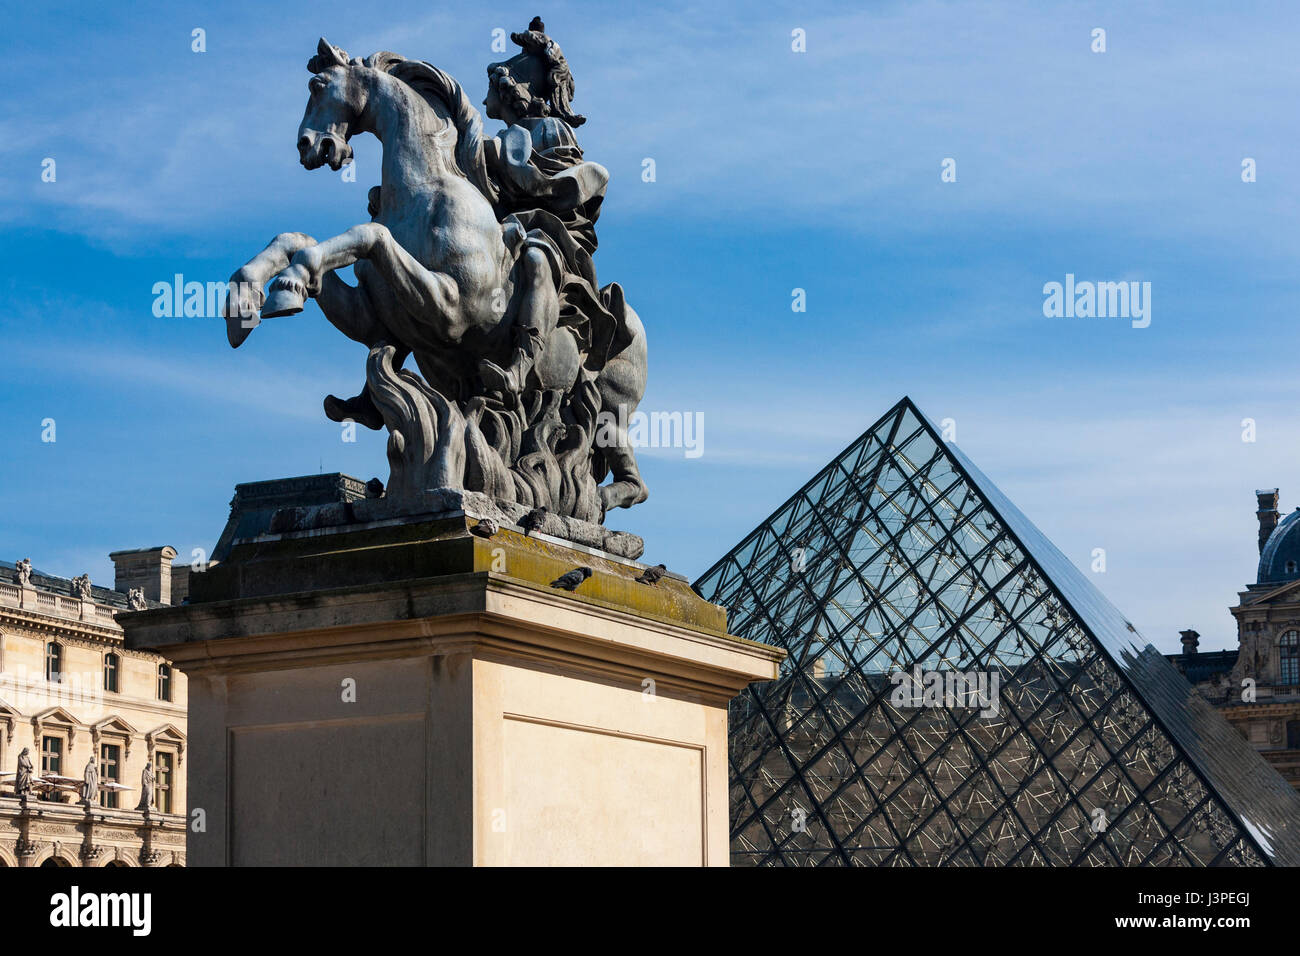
top-left (695, 397), bottom-right (1300, 866)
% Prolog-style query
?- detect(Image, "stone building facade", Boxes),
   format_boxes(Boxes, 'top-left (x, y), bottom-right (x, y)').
top-left (0, 548), bottom-right (188, 866)
top-left (1167, 489), bottom-right (1300, 790)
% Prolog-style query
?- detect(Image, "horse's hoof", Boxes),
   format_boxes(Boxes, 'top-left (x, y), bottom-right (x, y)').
top-left (225, 314), bottom-right (257, 349)
top-left (263, 279), bottom-right (306, 317)
top-left (262, 292), bottom-right (304, 317)
top-left (324, 393), bottom-right (385, 431)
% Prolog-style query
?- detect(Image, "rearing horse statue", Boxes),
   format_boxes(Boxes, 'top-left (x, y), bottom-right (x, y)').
top-left (222, 34), bottom-right (648, 521)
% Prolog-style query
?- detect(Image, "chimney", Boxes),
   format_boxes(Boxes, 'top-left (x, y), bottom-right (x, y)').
top-left (109, 546), bottom-right (178, 604)
top-left (1256, 489), bottom-right (1280, 554)
top-left (1179, 629), bottom-right (1200, 655)
top-left (170, 564), bottom-right (191, 606)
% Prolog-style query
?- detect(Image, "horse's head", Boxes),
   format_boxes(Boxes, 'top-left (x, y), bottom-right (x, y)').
top-left (293, 39), bottom-right (497, 203)
top-left (297, 38), bottom-right (363, 171)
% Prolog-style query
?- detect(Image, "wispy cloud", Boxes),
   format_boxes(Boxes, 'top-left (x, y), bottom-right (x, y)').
top-left (2, 0), bottom-right (1296, 655)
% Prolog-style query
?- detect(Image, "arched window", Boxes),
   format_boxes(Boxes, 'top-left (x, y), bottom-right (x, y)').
top-left (157, 663), bottom-right (172, 702)
top-left (44, 643), bottom-right (61, 683)
top-left (1280, 631), bottom-right (1300, 685)
top-left (103, 653), bottom-right (119, 694)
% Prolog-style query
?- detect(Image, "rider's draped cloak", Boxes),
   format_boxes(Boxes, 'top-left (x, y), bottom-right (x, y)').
top-left (487, 117), bottom-right (636, 373)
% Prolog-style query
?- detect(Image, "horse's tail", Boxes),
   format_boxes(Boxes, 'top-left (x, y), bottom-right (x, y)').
top-left (374, 53), bottom-right (498, 203)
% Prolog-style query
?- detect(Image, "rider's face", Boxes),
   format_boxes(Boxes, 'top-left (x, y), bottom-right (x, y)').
top-left (483, 67), bottom-right (506, 120)
top-left (484, 55), bottom-right (544, 125)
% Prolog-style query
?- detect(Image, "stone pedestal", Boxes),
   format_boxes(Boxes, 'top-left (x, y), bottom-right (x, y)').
top-left (121, 511), bottom-right (782, 866)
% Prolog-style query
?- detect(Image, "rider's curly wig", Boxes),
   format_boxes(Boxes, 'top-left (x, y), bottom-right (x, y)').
top-left (508, 17), bottom-right (586, 128)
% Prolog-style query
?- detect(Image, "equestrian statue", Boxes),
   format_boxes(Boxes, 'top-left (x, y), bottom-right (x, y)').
top-left (222, 19), bottom-right (647, 524)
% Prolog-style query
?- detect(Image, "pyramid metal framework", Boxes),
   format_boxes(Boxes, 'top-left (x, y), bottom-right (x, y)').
top-left (695, 397), bottom-right (1300, 866)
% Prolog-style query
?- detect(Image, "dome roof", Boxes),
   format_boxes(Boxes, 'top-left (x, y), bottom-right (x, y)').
top-left (1258, 507), bottom-right (1300, 585)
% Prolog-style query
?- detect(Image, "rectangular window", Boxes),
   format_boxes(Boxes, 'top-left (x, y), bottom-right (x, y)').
top-left (40, 736), bottom-right (62, 801)
top-left (103, 654), bottom-right (119, 694)
top-left (157, 665), bottom-right (172, 702)
top-left (100, 743), bottom-right (120, 808)
top-left (1283, 649), bottom-right (1300, 685)
top-left (155, 752), bottom-right (173, 814)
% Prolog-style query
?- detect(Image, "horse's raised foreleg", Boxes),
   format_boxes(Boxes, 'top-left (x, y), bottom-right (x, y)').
top-left (316, 270), bottom-right (384, 346)
top-left (222, 232), bottom-right (317, 347)
top-left (265, 223), bottom-right (460, 331)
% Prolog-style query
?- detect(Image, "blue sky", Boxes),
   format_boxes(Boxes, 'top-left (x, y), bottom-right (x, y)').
top-left (2, 0), bottom-right (1298, 653)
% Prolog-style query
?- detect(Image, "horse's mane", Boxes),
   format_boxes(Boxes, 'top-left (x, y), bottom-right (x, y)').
top-left (363, 52), bottom-right (497, 202)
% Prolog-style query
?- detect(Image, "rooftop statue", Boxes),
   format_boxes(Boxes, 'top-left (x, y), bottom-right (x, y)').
top-left (223, 19), bottom-right (647, 524)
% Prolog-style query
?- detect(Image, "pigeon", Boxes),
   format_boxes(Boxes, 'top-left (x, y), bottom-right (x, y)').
top-left (471, 518), bottom-right (500, 539)
top-left (550, 567), bottom-right (593, 591)
top-left (519, 508), bottom-right (546, 536)
top-left (635, 563), bottom-right (667, 586)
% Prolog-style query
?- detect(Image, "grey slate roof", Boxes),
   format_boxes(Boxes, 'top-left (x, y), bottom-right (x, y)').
top-left (1258, 508), bottom-right (1300, 586)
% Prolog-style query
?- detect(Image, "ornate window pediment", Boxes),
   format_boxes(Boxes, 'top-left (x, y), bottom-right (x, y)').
top-left (91, 715), bottom-right (138, 760)
top-left (32, 706), bottom-right (79, 792)
top-left (32, 705), bottom-right (79, 736)
top-left (145, 723), bottom-right (185, 767)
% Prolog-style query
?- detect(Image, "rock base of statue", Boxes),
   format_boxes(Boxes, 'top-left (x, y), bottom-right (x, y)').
top-left (365, 343), bottom-right (617, 531)
top-left (265, 484), bottom-right (646, 560)
top-left (119, 509), bottom-right (783, 866)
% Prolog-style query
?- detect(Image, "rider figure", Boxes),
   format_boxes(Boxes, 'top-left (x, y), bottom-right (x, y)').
top-left (475, 17), bottom-right (611, 400)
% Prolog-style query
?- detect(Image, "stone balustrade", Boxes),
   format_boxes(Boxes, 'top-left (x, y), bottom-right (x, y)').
top-left (0, 583), bottom-right (122, 630)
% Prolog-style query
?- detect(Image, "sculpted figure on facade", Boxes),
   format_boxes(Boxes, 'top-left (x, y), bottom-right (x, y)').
top-left (14, 558), bottom-right (32, 587)
top-left (1231, 623), bottom-right (1273, 688)
top-left (136, 761), bottom-right (154, 813)
top-left (81, 755), bottom-right (98, 806)
top-left (128, 587), bottom-right (147, 611)
top-left (15, 747), bottom-right (33, 797)
top-left (222, 19), bottom-right (647, 526)
top-left (71, 574), bottom-right (92, 601)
